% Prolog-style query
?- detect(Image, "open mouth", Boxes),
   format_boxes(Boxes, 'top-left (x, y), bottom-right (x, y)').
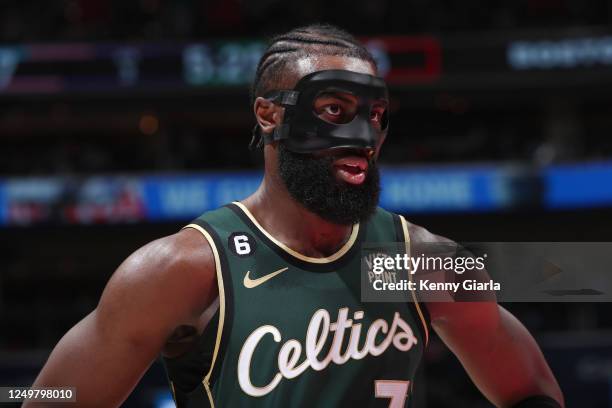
top-left (332, 156), bottom-right (369, 185)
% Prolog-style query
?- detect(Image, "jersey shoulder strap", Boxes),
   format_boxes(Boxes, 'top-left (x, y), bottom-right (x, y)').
top-left (368, 207), bottom-right (431, 343)
top-left (163, 205), bottom-right (244, 407)
top-left (365, 206), bottom-right (406, 243)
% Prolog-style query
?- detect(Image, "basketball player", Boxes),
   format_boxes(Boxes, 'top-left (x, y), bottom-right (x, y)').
top-left (27, 25), bottom-right (564, 408)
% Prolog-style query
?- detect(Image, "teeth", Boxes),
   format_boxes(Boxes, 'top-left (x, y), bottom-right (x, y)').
top-left (341, 164), bottom-right (363, 174)
top-left (334, 157), bottom-right (367, 172)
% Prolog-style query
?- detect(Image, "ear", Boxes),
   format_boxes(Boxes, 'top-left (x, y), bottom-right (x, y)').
top-left (254, 97), bottom-right (284, 135)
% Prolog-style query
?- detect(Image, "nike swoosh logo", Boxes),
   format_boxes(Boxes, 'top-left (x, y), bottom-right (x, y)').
top-left (243, 267), bottom-right (289, 289)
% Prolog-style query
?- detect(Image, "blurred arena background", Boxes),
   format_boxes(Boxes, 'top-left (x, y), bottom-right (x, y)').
top-left (1, 1), bottom-right (612, 407)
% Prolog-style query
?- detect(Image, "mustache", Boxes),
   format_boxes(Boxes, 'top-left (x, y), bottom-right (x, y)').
top-left (309, 148), bottom-right (376, 162)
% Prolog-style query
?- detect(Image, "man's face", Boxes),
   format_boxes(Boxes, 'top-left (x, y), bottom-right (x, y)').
top-left (275, 55), bottom-right (387, 225)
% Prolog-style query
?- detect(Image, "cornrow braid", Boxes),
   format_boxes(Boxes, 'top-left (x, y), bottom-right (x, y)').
top-left (251, 23), bottom-right (377, 105)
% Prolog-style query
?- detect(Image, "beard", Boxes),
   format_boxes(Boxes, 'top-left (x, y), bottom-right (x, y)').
top-left (277, 144), bottom-right (381, 226)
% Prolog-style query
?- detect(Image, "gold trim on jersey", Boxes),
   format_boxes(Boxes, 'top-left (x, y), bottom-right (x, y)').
top-left (232, 201), bottom-right (359, 264)
top-left (182, 223), bottom-right (226, 408)
top-left (399, 215), bottom-right (430, 346)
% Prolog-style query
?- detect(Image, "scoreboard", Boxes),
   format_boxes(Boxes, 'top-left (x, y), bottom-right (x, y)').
top-left (2, 31), bottom-right (612, 96)
top-left (0, 41), bottom-right (268, 94)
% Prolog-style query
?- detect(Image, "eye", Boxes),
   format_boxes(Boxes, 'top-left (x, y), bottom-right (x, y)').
top-left (323, 104), bottom-right (342, 116)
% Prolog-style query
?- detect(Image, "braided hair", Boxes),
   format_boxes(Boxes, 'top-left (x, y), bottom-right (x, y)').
top-left (249, 24), bottom-right (377, 149)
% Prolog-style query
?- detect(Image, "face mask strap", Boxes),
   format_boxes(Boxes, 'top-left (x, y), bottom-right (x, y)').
top-left (265, 90), bottom-right (299, 106)
top-left (250, 90), bottom-right (300, 149)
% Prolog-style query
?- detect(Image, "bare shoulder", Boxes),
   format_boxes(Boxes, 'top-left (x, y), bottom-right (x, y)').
top-left (402, 219), bottom-right (499, 325)
top-left (402, 218), bottom-right (454, 245)
top-left (116, 226), bottom-right (216, 282)
top-left (99, 227), bottom-right (218, 327)
top-left (25, 227), bottom-right (219, 401)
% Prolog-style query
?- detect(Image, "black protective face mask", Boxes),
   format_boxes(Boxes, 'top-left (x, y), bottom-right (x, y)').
top-left (251, 69), bottom-right (389, 155)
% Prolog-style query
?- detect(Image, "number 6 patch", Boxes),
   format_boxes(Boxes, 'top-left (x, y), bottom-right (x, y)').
top-left (229, 232), bottom-right (257, 257)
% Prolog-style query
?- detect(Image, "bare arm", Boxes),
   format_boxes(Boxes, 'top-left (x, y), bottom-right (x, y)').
top-left (429, 301), bottom-right (564, 407)
top-left (24, 228), bottom-right (217, 408)
top-left (407, 222), bottom-right (564, 407)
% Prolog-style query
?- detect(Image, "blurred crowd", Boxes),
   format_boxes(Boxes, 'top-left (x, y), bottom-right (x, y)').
top-left (1, 0), bottom-right (610, 42)
top-left (0, 0), bottom-right (611, 177)
top-left (1, 99), bottom-right (611, 176)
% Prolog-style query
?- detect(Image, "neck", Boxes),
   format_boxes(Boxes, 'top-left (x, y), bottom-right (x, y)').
top-left (241, 175), bottom-right (354, 258)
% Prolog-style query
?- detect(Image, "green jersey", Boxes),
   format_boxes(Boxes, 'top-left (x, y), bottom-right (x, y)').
top-left (163, 202), bottom-right (429, 407)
